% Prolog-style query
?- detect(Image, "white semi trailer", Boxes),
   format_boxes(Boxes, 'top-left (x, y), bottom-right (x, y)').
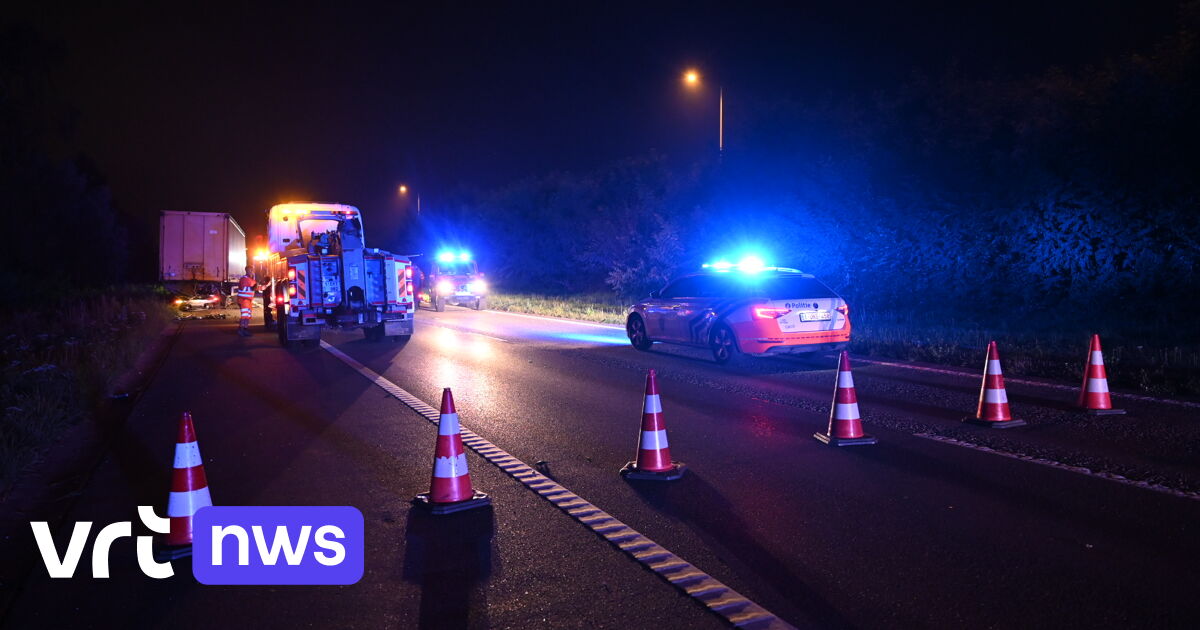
top-left (159, 211), bottom-right (247, 294)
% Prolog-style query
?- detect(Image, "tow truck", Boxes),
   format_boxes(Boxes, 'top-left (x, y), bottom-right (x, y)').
top-left (262, 202), bottom-right (415, 347)
top-left (424, 251), bottom-right (488, 312)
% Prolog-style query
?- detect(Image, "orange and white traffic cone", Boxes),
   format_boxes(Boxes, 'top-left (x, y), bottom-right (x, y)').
top-left (620, 370), bottom-right (686, 480)
top-left (964, 341), bottom-right (1026, 428)
top-left (1078, 334), bottom-right (1125, 415)
top-left (413, 388), bottom-right (491, 514)
top-left (156, 412), bottom-right (212, 560)
top-left (814, 351), bottom-right (877, 446)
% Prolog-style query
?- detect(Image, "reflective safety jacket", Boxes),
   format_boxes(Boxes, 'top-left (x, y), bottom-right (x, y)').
top-left (237, 275), bottom-right (256, 303)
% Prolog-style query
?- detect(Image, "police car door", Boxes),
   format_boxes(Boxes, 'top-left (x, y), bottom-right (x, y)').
top-left (660, 276), bottom-right (708, 343)
top-left (642, 279), bottom-right (681, 339)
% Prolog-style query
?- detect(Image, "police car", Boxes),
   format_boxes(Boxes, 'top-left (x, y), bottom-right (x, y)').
top-left (626, 258), bottom-right (851, 364)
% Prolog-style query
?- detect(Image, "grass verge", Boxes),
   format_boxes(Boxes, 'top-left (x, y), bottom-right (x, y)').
top-left (488, 293), bottom-right (630, 325)
top-left (0, 288), bottom-right (174, 495)
top-left (489, 292), bottom-right (1200, 396)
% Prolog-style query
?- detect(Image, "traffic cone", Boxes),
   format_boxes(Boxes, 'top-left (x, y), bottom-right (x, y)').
top-left (155, 412), bottom-right (212, 560)
top-left (620, 370), bottom-right (686, 480)
top-left (413, 388), bottom-right (491, 514)
top-left (814, 351), bottom-right (877, 446)
top-left (1078, 334), bottom-right (1125, 415)
top-left (964, 341), bottom-right (1026, 428)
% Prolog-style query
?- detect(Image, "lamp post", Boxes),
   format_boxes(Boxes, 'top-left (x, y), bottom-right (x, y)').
top-left (398, 184), bottom-right (420, 214)
top-left (682, 68), bottom-right (723, 154)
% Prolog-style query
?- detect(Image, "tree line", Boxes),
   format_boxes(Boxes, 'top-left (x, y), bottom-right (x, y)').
top-left (423, 5), bottom-right (1199, 338)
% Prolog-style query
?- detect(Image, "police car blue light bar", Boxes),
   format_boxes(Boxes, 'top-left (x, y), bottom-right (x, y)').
top-left (703, 255), bottom-right (766, 273)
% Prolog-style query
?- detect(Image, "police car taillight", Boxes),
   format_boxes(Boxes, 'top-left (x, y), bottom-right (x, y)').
top-left (753, 307), bottom-right (790, 319)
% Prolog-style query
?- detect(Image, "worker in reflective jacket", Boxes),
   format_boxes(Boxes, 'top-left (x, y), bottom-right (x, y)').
top-left (236, 267), bottom-right (256, 337)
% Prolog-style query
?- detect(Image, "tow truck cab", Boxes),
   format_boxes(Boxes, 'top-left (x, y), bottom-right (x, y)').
top-left (265, 202), bottom-right (415, 346)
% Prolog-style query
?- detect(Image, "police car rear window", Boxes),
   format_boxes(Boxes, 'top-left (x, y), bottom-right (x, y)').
top-left (707, 275), bottom-right (838, 299)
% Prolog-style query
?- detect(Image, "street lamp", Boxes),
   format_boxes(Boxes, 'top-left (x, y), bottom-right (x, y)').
top-left (682, 68), bottom-right (723, 153)
top-left (398, 184), bottom-right (420, 214)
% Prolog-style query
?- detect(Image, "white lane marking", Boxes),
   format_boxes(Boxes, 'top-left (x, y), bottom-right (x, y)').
top-left (483, 309), bottom-right (626, 331)
top-left (320, 340), bottom-right (792, 629)
top-left (913, 433), bottom-right (1200, 502)
top-left (855, 357), bottom-right (1200, 409)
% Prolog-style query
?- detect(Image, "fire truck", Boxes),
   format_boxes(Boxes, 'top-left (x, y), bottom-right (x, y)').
top-left (262, 202), bottom-right (415, 347)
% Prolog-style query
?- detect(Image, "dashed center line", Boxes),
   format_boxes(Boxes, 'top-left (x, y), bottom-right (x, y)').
top-left (321, 340), bottom-right (793, 629)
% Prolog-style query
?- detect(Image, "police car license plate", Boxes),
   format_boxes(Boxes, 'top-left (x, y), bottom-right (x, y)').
top-left (800, 310), bottom-right (831, 322)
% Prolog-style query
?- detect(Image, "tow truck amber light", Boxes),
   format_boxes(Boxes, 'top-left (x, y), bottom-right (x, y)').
top-left (754, 306), bottom-right (790, 319)
top-left (287, 268), bottom-right (296, 281)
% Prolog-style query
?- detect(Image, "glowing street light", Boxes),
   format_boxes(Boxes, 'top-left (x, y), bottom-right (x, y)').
top-left (681, 67), bottom-right (723, 153)
top-left (398, 184), bottom-right (420, 214)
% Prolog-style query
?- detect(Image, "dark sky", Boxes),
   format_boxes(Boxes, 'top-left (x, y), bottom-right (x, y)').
top-left (5, 1), bottom-right (1182, 246)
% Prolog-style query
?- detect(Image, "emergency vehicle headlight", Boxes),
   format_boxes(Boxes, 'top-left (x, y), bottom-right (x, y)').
top-left (436, 280), bottom-right (453, 295)
top-left (468, 280), bottom-right (487, 293)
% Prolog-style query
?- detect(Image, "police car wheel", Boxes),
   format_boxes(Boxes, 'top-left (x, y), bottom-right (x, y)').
top-left (627, 315), bottom-right (652, 351)
top-left (710, 324), bottom-right (739, 364)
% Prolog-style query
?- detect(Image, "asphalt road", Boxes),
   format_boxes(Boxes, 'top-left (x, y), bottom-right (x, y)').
top-left (4, 306), bottom-right (1198, 628)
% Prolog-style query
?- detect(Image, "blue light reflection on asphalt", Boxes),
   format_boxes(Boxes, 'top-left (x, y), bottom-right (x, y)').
top-left (542, 331), bottom-right (628, 345)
